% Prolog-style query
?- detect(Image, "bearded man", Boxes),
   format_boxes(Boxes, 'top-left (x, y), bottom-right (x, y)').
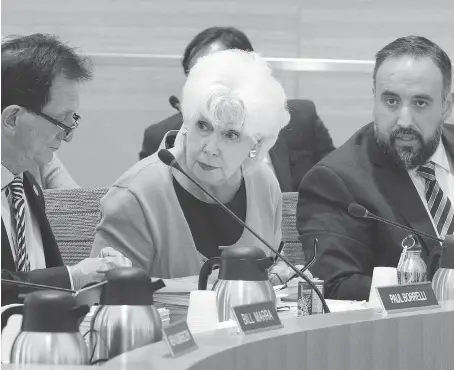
top-left (295, 35), bottom-right (454, 300)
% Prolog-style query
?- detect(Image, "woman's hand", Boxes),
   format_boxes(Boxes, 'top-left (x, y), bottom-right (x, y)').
top-left (268, 262), bottom-right (309, 286)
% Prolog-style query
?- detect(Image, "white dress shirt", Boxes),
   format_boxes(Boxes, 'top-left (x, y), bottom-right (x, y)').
top-left (1, 165), bottom-right (46, 270)
top-left (407, 142), bottom-right (454, 238)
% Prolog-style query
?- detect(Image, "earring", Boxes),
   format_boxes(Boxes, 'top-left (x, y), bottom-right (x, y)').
top-left (248, 147), bottom-right (257, 158)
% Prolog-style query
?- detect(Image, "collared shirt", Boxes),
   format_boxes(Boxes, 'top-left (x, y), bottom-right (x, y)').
top-left (408, 142), bottom-right (454, 238)
top-left (1, 165), bottom-right (46, 270)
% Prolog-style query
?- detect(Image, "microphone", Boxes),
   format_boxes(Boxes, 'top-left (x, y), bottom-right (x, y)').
top-left (1, 279), bottom-right (76, 293)
top-left (348, 203), bottom-right (443, 243)
top-left (159, 148), bottom-right (181, 171)
top-left (1, 278), bottom-right (108, 306)
top-left (169, 95), bottom-right (181, 113)
top-left (158, 149), bottom-right (330, 313)
top-left (285, 238), bottom-right (319, 285)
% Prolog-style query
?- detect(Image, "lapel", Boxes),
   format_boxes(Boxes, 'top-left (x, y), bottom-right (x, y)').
top-left (1, 172), bottom-right (62, 271)
top-left (2, 173), bottom-right (44, 272)
top-left (367, 127), bottom-right (439, 254)
top-left (269, 135), bottom-right (293, 192)
top-left (22, 172), bottom-right (63, 267)
top-left (1, 220), bottom-right (15, 270)
top-left (23, 172), bottom-right (45, 222)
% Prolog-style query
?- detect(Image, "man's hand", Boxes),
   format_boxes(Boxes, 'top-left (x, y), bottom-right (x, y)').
top-left (68, 247), bottom-right (132, 290)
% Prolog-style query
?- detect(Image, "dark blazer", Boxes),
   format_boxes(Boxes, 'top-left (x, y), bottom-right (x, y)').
top-left (140, 99), bottom-right (335, 192)
top-left (1, 171), bottom-right (70, 306)
top-left (297, 122), bottom-right (454, 301)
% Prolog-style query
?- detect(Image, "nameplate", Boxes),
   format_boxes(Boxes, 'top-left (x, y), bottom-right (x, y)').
top-left (232, 301), bottom-right (283, 335)
top-left (376, 282), bottom-right (439, 313)
top-left (163, 320), bottom-right (198, 357)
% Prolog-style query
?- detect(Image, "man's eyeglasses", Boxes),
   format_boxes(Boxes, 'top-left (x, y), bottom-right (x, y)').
top-left (26, 108), bottom-right (81, 139)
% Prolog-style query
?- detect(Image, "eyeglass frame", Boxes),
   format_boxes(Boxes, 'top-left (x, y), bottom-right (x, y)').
top-left (24, 107), bottom-right (81, 139)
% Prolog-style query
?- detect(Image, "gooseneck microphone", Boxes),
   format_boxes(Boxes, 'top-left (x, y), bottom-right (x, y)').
top-left (348, 203), bottom-right (443, 243)
top-left (169, 95), bottom-right (181, 113)
top-left (285, 238), bottom-right (319, 284)
top-left (1, 279), bottom-right (76, 293)
top-left (158, 149), bottom-right (330, 313)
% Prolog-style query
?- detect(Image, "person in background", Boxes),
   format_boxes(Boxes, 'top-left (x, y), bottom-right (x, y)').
top-left (91, 49), bottom-right (290, 279)
top-left (29, 152), bottom-right (79, 189)
top-left (140, 26), bottom-right (335, 192)
top-left (1, 34), bottom-right (131, 305)
top-left (296, 36), bottom-right (454, 300)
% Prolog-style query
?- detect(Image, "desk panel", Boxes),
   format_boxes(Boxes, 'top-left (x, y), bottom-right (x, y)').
top-left (105, 302), bottom-right (454, 370)
top-left (3, 302), bottom-right (454, 369)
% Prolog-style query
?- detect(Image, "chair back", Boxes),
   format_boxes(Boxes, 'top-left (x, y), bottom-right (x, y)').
top-left (44, 188), bottom-right (304, 266)
top-left (281, 192), bottom-right (305, 265)
top-left (43, 187), bottom-right (108, 266)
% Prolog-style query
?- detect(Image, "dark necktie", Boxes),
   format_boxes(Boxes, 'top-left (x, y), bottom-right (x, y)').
top-left (5, 176), bottom-right (31, 272)
top-left (416, 161), bottom-right (454, 238)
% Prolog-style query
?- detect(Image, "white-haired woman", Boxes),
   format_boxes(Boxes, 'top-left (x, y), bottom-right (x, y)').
top-left (91, 50), bottom-right (290, 279)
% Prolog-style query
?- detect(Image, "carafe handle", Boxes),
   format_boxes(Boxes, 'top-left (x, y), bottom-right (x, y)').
top-left (150, 279), bottom-right (166, 294)
top-left (198, 257), bottom-right (221, 290)
top-left (1, 305), bottom-right (23, 332)
top-left (257, 257), bottom-right (273, 271)
top-left (73, 305), bottom-right (90, 319)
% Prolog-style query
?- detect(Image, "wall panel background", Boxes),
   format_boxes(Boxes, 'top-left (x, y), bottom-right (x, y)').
top-left (2, 0), bottom-right (453, 186)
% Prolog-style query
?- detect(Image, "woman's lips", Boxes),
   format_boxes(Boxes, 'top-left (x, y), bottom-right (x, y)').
top-left (198, 162), bottom-right (218, 171)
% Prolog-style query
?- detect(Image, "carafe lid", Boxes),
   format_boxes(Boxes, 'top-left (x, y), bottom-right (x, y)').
top-left (221, 245), bottom-right (267, 259)
top-left (22, 291), bottom-right (86, 333)
top-left (100, 267), bottom-right (164, 305)
top-left (402, 235), bottom-right (422, 252)
top-left (219, 246), bottom-right (272, 281)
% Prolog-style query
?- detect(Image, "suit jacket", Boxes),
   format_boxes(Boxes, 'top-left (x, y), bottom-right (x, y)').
top-left (297, 122), bottom-right (454, 301)
top-left (1, 171), bottom-right (70, 306)
top-left (140, 99), bottom-right (335, 192)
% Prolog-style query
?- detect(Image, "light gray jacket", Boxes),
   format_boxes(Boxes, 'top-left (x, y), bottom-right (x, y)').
top-left (91, 134), bottom-right (282, 278)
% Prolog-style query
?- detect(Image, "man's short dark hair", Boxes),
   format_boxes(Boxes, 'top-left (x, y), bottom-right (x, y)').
top-left (182, 27), bottom-right (254, 75)
top-left (1, 33), bottom-right (92, 112)
top-left (373, 35), bottom-right (452, 99)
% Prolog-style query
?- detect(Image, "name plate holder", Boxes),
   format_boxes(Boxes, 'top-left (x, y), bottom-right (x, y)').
top-left (163, 321), bottom-right (198, 357)
top-left (376, 282), bottom-right (440, 314)
top-left (232, 300), bottom-right (283, 335)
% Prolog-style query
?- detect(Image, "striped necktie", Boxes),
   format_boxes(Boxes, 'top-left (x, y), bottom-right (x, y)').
top-left (416, 161), bottom-right (454, 238)
top-left (5, 176), bottom-right (31, 272)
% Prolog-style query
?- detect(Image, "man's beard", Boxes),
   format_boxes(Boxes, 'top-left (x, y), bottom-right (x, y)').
top-left (375, 123), bottom-right (443, 170)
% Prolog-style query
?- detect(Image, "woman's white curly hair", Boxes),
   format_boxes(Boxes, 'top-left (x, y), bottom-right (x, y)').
top-left (180, 49), bottom-right (290, 171)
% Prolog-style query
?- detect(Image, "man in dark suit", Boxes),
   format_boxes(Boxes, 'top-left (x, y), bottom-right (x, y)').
top-left (1, 34), bottom-right (131, 305)
top-left (297, 36), bottom-right (454, 301)
top-left (139, 27), bottom-right (335, 192)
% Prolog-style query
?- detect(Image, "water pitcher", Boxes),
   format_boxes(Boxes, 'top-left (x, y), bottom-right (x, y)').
top-left (89, 267), bottom-right (165, 363)
top-left (397, 235), bottom-right (427, 284)
top-left (198, 245), bottom-right (276, 321)
top-left (432, 246), bottom-right (454, 302)
top-left (2, 290), bottom-right (89, 365)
